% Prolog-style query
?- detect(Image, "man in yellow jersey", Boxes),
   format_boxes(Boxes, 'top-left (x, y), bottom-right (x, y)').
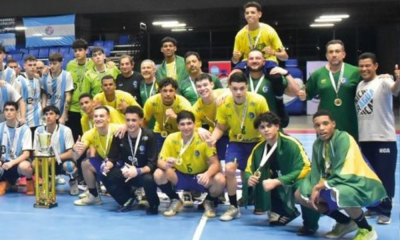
top-left (155, 37), bottom-right (189, 83)
top-left (71, 106), bottom-right (120, 206)
top-left (82, 47), bottom-right (120, 97)
top-left (79, 93), bottom-right (125, 133)
top-left (207, 72), bottom-right (269, 221)
top-left (154, 110), bottom-right (226, 217)
top-left (232, 2), bottom-right (288, 75)
top-left (66, 39), bottom-right (94, 142)
top-left (245, 112), bottom-right (319, 235)
top-left (93, 75), bottom-right (140, 120)
top-left (193, 73), bottom-right (229, 162)
top-left (143, 77), bottom-right (191, 151)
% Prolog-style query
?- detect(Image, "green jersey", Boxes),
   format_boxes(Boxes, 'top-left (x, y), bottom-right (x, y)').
top-left (305, 63), bottom-right (362, 140)
top-left (82, 65), bottom-right (120, 97)
top-left (66, 59), bottom-right (95, 112)
top-left (178, 74), bottom-right (223, 105)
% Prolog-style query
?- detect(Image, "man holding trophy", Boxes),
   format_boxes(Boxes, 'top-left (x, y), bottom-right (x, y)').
top-left (0, 101), bottom-right (33, 195)
top-left (33, 106), bottom-right (77, 195)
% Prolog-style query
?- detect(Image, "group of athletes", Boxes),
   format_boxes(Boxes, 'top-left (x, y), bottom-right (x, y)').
top-left (0, 1), bottom-right (398, 240)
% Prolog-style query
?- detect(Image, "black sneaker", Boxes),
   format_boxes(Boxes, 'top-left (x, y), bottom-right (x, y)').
top-left (146, 205), bottom-right (159, 215)
top-left (117, 198), bottom-right (135, 212)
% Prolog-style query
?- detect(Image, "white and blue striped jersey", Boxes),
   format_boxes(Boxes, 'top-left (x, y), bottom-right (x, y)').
top-left (41, 70), bottom-right (74, 115)
top-left (34, 124), bottom-right (74, 157)
top-left (0, 122), bottom-right (32, 161)
top-left (0, 65), bottom-right (22, 94)
top-left (0, 83), bottom-right (22, 122)
top-left (19, 75), bottom-right (42, 127)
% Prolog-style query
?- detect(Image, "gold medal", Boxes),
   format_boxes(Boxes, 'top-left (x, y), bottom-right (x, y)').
top-left (237, 134), bottom-right (244, 141)
top-left (334, 98), bottom-right (342, 106)
top-left (161, 131), bottom-right (168, 138)
top-left (253, 170), bottom-right (261, 179)
top-left (175, 158), bottom-right (183, 165)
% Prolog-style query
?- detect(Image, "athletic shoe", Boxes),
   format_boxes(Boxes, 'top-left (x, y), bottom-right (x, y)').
top-left (325, 221), bottom-right (357, 239)
top-left (117, 198), bottom-right (135, 212)
top-left (296, 226), bottom-right (317, 236)
top-left (0, 181), bottom-right (8, 195)
top-left (74, 193), bottom-right (102, 206)
top-left (253, 208), bottom-right (265, 215)
top-left (79, 190), bottom-right (89, 199)
top-left (220, 205), bottom-right (241, 221)
top-left (55, 175), bottom-right (66, 185)
top-left (26, 180), bottom-right (34, 195)
top-left (17, 177), bottom-right (27, 186)
top-left (163, 199), bottom-right (183, 216)
top-left (78, 180), bottom-right (87, 191)
top-left (352, 227), bottom-right (377, 240)
top-left (203, 200), bottom-right (216, 218)
top-left (69, 179), bottom-right (79, 196)
top-left (182, 191), bottom-right (194, 208)
top-left (377, 215), bottom-right (391, 225)
top-left (364, 210), bottom-right (378, 218)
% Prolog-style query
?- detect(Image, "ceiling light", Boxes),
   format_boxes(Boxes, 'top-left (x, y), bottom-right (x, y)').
top-left (171, 28), bottom-right (187, 32)
top-left (152, 21), bottom-right (179, 26)
top-left (162, 23), bottom-right (186, 28)
top-left (319, 14), bottom-right (349, 19)
top-left (315, 18), bottom-right (342, 22)
top-left (310, 23), bottom-right (335, 28)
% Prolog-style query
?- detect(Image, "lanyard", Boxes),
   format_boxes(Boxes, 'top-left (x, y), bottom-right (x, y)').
top-left (128, 128), bottom-right (142, 160)
top-left (6, 122), bottom-right (18, 156)
top-left (177, 134), bottom-right (195, 159)
top-left (328, 63), bottom-right (345, 97)
top-left (233, 98), bottom-right (248, 132)
top-left (188, 77), bottom-right (199, 98)
top-left (97, 126), bottom-right (111, 159)
top-left (247, 25), bottom-right (262, 50)
top-left (249, 75), bottom-right (265, 93)
top-left (144, 80), bottom-right (156, 99)
top-left (256, 141), bottom-right (278, 170)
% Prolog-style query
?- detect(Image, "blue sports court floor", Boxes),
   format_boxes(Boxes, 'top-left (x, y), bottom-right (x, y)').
top-left (0, 133), bottom-right (399, 240)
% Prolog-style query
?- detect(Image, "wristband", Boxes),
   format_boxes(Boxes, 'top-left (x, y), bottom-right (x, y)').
top-left (136, 168), bottom-right (142, 175)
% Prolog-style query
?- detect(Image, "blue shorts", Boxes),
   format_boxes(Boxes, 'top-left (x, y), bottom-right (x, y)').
top-left (320, 189), bottom-right (339, 212)
top-left (175, 171), bottom-right (208, 193)
top-left (216, 135), bottom-right (229, 161)
top-left (155, 133), bottom-right (167, 152)
top-left (88, 157), bottom-right (123, 181)
top-left (225, 142), bottom-right (258, 170)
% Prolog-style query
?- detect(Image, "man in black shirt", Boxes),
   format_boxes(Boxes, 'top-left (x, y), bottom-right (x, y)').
top-left (101, 105), bottom-right (159, 214)
top-left (116, 55), bottom-right (144, 106)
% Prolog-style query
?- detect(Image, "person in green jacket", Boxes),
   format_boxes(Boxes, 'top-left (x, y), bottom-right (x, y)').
top-left (295, 110), bottom-right (386, 240)
top-left (155, 37), bottom-right (189, 84)
top-left (244, 112), bottom-right (319, 236)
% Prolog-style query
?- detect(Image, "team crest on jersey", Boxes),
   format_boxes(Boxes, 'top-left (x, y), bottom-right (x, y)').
top-left (341, 78), bottom-right (347, 84)
top-left (139, 145), bottom-right (145, 152)
top-left (27, 97), bottom-right (34, 105)
top-left (133, 81), bottom-right (138, 88)
top-left (194, 150), bottom-right (200, 157)
top-left (152, 102), bottom-right (158, 107)
top-left (263, 86), bottom-right (268, 93)
top-left (321, 79), bottom-right (327, 84)
top-left (248, 112), bottom-right (255, 119)
top-left (45, 26), bottom-right (54, 35)
top-left (142, 136), bottom-right (148, 141)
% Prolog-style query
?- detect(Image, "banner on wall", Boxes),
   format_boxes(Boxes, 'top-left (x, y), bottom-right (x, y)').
top-left (23, 14), bottom-right (75, 47)
top-left (0, 33), bottom-right (16, 51)
top-left (209, 61), bottom-right (231, 88)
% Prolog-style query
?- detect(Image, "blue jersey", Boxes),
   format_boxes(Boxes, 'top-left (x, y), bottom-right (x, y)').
top-left (41, 70), bottom-right (74, 115)
top-left (19, 75), bottom-right (42, 127)
top-left (0, 122), bottom-right (32, 161)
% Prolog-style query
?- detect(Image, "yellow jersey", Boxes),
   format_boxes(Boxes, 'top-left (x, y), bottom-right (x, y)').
top-left (159, 132), bottom-right (216, 174)
top-left (216, 92), bottom-right (269, 142)
top-left (81, 123), bottom-right (119, 159)
top-left (80, 106), bottom-right (125, 133)
top-left (93, 90), bottom-right (141, 119)
top-left (143, 94), bottom-right (192, 134)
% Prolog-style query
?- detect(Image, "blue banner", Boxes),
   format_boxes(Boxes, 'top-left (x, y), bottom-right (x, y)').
top-left (23, 14), bottom-right (75, 47)
top-left (0, 33), bottom-right (16, 51)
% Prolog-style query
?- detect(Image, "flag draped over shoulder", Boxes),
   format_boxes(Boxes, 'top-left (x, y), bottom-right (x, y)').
top-left (0, 33), bottom-right (16, 51)
top-left (23, 15), bottom-right (75, 47)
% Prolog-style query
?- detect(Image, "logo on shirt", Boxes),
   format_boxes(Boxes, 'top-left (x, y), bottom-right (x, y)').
top-left (262, 86), bottom-right (268, 93)
top-left (142, 136), bottom-right (148, 141)
top-left (194, 150), bottom-right (200, 157)
top-left (341, 78), bottom-right (347, 84)
top-left (355, 89), bottom-right (374, 115)
top-left (321, 79), bottom-right (327, 84)
top-left (133, 81), bottom-right (138, 88)
top-left (139, 145), bottom-right (145, 152)
top-left (27, 97), bottom-right (35, 105)
top-left (379, 148), bottom-right (390, 153)
top-left (248, 112), bottom-right (255, 119)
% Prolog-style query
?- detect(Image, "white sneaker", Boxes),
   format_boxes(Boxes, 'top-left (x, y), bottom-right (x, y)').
top-left (79, 190), bottom-right (89, 199)
top-left (377, 215), bottom-right (391, 225)
top-left (163, 199), bottom-right (183, 216)
top-left (74, 193), bottom-right (102, 206)
top-left (219, 205), bottom-right (241, 221)
top-left (55, 175), bottom-right (66, 185)
top-left (182, 191), bottom-right (194, 208)
top-left (203, 200), bottom-right (216, 218)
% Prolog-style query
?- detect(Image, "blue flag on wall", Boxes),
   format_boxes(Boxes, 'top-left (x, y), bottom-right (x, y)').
top-left (0, 33), bottom-right (16, 51)
top-left (23, 14), bottom-right (75, 47)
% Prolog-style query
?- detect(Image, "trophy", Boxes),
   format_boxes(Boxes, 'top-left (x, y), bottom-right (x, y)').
top-left (38, 132), bottom-right (52, 156)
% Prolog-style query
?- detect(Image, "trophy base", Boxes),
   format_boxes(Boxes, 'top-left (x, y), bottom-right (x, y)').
top-left (34, 202), bottom-right (58, 209)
